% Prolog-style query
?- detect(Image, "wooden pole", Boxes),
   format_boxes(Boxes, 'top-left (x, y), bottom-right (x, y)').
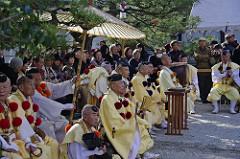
top-left (121, 39), bottom-right (125, 58)
top-left (69, 30), bottom-right (88, 124)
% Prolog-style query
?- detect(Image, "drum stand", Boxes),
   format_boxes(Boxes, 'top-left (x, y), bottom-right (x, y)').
top-left (165, 88), bottom-right (189, 135)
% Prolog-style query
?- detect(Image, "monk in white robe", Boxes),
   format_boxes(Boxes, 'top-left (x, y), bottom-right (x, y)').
top-left (207, 50), bottom-right (240, 114)
top-left (26, 68), bottom-right (76, 143)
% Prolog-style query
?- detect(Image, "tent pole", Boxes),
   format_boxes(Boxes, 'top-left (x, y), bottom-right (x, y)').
top-left (69, 30), bottom-right (88, 124)
top-left (121, 39), bottom-right (125, 58)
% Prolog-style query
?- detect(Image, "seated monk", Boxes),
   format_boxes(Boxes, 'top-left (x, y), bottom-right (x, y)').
top-left (179, 54), bottom-right (200, 114)
top-left (26, 68), bottom-right (76, 143)
top-left (99, 74), bottom-right (159, 159)
top-left (158, 55), bottom-right (194, 113)
top-left (0, 73), bottom-right (48, 159)
top-left (61, 104), bottom-right (107, 159)
top-left (131, 61), bottom-right (167, 131)
top-left (207, 50), bottom-right (240, 114)
top-left (8, 75), bottom-right (60, 158)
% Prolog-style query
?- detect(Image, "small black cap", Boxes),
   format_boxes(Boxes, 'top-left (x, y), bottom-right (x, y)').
top-left (108, 74), bottom-right (122, 82)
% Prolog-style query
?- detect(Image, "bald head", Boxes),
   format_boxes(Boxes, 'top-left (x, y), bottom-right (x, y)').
top-left (161, 54), bottom-right (172, 67)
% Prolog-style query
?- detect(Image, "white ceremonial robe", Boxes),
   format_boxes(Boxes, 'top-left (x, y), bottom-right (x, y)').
top-left (95, 74), bottom-right (108, 99)
top-left (33, 80), bottom-right (74, 143)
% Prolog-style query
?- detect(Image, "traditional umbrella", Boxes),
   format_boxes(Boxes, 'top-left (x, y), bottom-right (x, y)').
top-left (40, 6), bottom-right (146, 124)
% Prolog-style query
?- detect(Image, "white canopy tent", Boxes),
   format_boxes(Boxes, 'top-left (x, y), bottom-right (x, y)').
top-left (190, 0), bottom-right (240, 33)
top-left (182, 0), bottom-right (240, 42)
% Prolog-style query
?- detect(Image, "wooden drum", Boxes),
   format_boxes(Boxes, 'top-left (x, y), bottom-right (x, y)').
top-left (170, 62), bottom-right (189, 86)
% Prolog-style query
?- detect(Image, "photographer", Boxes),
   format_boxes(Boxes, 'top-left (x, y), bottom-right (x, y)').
top-left (211, 44), bottom-right (222, 65)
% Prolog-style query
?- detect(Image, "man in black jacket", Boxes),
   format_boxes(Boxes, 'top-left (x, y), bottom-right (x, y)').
top-left (168, 40), bottom-right (185, 62)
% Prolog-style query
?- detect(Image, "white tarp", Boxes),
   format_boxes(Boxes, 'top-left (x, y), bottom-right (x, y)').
top-left (190, 0), bottom-right (240, 32)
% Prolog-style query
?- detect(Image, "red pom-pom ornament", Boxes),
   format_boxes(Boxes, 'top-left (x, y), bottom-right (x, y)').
top-left (65, 124), bottom-right (72, 133)
top-left (35, 117), bottom-right (42, 126)
top-left (89, 64), bottom-right (95, 69)
top-left (124, 93), bottom-right (130, 98)
top-left (40, 82), bottom-right (47, 89)
top-left (0, 104), bottom-right (4, 113)
top-left (22, 101), bottom-right (31, 110)
top-left (26, 115), bottom-right (34, 124)
top-left (114, 102), bottom-right (122, 109)
top-left (9, 102), bottom-right (18, 112)
top-left (0, 119), bottom-right (10, 129)
top-left (122, 100), bottom-right (129, 107)
top-left (12, 117), bottom-right (22, 127)
top-left (84, 69), bottom-right (90, 74)
top-left (98, 96), bottom-right (104, 104)
top-left (93, 131), bottom-right (100, 138)
top-left (120, 113), bottom-right (126, 119)
top-left (126, 111), bottom-right (132, 119)
top-left (33, 104), bottom-right (39, 112)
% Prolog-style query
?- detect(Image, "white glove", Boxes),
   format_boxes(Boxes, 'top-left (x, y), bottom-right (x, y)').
top-left (93, 147), bottom-right (104, 155)
top-left (63, 103), bottom-right (74, 110)
top-left (24, 137), bottom-right (37, 149)
top-left (221, 72), bottom-right (227, 78)
top-left (8, 133), bottom-right (16, 143)
top-left (35, 134), bottom-right (44, 145)
top-left (90, 88), bottom-right (95, 96)
top-left (0, 135), bottom-right (18, 151)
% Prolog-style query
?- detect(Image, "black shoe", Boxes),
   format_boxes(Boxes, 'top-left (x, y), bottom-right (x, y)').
top-left (202, 99), bottom-right (210, 103)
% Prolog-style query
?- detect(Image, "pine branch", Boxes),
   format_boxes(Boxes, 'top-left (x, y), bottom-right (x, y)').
top-left (0, 15), bottom-right (19, 23)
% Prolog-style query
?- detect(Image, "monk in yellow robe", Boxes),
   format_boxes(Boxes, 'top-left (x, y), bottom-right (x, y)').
top-left (179, 54), bottom-right (200, 114)
top-left (61, 104), bottom-right (114, 159)
top-left (159, 55), bottom-right (194, 113)
top-left (131, 62), bottom-right (167, 129)
top-left (8, 75), bottom-right (59, 159)
top-left (207, 50), bottom-right (240, 114)
top-left (87, 62), bottom-right (112, 105)
top-left (0, 73), bottom-right (45, 159)
top-left (100, 74), bottom-right (159, 159)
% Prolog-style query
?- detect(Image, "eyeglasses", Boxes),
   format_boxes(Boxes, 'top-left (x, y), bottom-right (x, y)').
top-left (91, 106), bottom-right (99, 112)
top-left (0, 86), bottom-right (10, 91)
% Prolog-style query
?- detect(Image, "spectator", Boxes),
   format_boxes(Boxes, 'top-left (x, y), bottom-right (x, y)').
top-left (136, 43), bottom-right (149, 61)
top-left (232, 44), bottom-right (240, 65)
top-left (99, 40), bottom-right (106, 49)
top-left (0, 57), bottom-right (23, 91)
top-left (90, 49), bottom-right (105, 66)
top-left (212, 44), bottom-right (222, 64)
top-left (19, 57), bottom-right (29, 77)
top-left (80, 51), bottom-right (90, 74)
top-left (164, 43), bottom-right (172, 54)
top-left (109, 44), bottom-right (120, 64)
top-left (123, 47), bottom-right (133, 63)
top-left (43, 54), bottom-right (59, 83)
top-left (168, 40), bottom-right (185, 62)
top-left (222, 33), bottom-right (239, 55)
top-left (149, 48), bottom-right (163, 82)
top-left (129, 49), bottom-right (143, 78)
top-left (194, 37), bottom-right (212, 103)
top-left (52, 54), bottom-right (64, 82)
top-left (209, 40), bottom-right (218, 53)
top-left (62, 53), bottom-right (75, 80)
top-left (31, 56), bottom-right (45, 79)
top-left (73, 47), bottom-right (81, 73)
top-left (116, 43), bottom-right (122, 55)
top-left (100, 44), bottom-right (109, 58)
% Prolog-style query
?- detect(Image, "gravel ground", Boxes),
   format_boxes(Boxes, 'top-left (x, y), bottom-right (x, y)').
top-left (150, 101), bottom-right (240, 159)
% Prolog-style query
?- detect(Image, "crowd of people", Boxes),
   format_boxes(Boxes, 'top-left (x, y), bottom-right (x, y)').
top-left (0, 32), bottom-right (239, 159)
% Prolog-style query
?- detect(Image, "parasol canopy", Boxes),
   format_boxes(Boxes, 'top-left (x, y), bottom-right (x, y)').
top-left (40, 6), bottom-right (146, 40)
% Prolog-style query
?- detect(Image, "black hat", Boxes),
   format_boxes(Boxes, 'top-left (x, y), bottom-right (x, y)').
top-left (0, 73), bottom-right (7, 82)
top-left (221, 50), bottom-right (230, 56)
top-left (108, 74), bottom-right (122, 82)
top-left (26, 67), bottom-right (40, 74)
top-left (213, 44), bottom-right (222, 50)
top-left (210, 40), bottom-right (218, 45)
top-left (117, 60), bottom-right (129, 68)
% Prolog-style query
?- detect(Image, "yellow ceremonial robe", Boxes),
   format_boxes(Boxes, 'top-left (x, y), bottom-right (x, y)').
top-left (100, 90), bottom-right (137, 159)
top-left (0, 101), bottom-right (24, 159)
top-left (87, 67), bottom-right (109, 105)
top-left (61, 119), bottom-right (94, 159)
top-left (122, 97), bottom-right (154, 154)
top-left (159, 66), bottom-right (194, 112)
top-left (131, 72), bottom-right (165, 125)
top-left (207, 62), bottom-right (240, 101)
top-left (8, 90), bottom-right (59, 159)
